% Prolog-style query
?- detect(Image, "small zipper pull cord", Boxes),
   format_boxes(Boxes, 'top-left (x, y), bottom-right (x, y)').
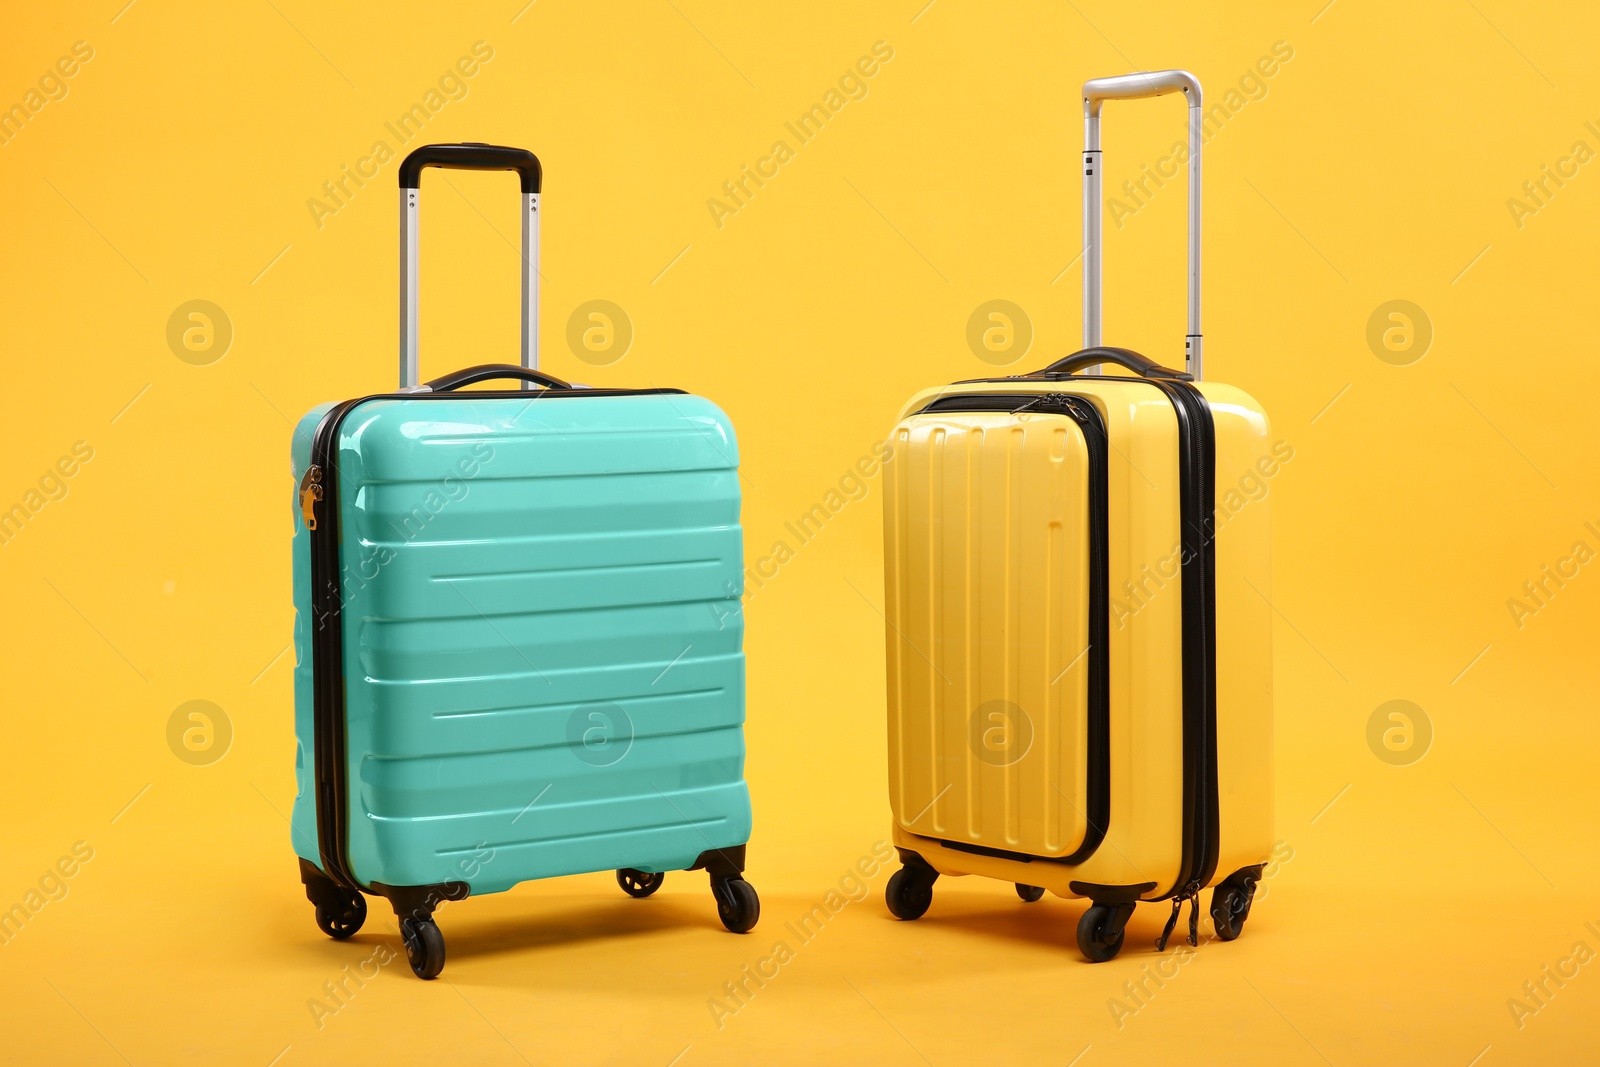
top-left (1156, 882), bottom-right (1204, 951)
top-left (1017, 393), bottom-right (1076, 420)
top-left (1156, 897), bottom-right (1183, 951)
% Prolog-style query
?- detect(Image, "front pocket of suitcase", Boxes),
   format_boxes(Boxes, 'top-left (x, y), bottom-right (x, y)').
top-left (885, 402), bottom-right (1108, 862)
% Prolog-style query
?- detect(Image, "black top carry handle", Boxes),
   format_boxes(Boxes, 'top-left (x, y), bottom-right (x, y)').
top-left (422, 364), bottom-right (571, 392)
top-left (1031, 346), bottom-right (1193, 381)
top-left (398, 143), bottom-right (542, 193)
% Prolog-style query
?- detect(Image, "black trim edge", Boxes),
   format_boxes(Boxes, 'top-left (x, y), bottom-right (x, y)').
top-left (1069, 880), bottom-right (1157, 905)
top-left (687, 844), bottom-right (746, 882)
top-left (369, 880), bottom-right (471, 922)
top-left (1219, 863), bottom-right (1267, 887)
top-left (299, 856), bottom-right (350, 910)
top-left (895, 848), bottom-right (935, 872)
top-left (937, 839), bottom-right (1042, 864)
top-left (933, 836), bottom-right (1116, 868)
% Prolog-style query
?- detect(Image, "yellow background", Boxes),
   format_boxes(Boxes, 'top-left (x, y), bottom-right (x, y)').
top-left (4, 1), bottom-right (1598, 1063)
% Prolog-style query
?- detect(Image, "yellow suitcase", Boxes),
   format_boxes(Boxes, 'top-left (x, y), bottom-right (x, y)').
top-left (881, 70), bottom-right (1274, 962)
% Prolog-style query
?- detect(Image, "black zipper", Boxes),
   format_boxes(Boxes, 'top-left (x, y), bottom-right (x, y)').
top-left (942, 375), bottom-right (1219, 906)
top-left (303, 386), bottom-right (684, 891)
top-left (1143, 379), bottom-right (1219, 905)
top-left (911, 391), bottom-right (1111, 866)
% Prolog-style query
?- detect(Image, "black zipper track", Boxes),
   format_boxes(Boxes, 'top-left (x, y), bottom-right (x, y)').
top-left (910, 391), bottom-right (1111, 867)
top-left (941, 374), bottom-right (1218, 900)
top-left (1143, 378), bottom-right (1219, 899)
top-left (305, 386), bottom-right (685, 892)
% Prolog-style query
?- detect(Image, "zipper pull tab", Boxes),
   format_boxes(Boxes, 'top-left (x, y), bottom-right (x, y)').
top-left (1156, 897), bottom-right (1183, 951)
top-left (1016, 393), bottom-right (1068, 417)
top-left (1156, 884), bottom-right (1205, 950)
top-left (299, 465), bottom-right (324, 531)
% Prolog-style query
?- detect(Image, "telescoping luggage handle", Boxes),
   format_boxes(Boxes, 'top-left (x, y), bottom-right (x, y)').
top-left (1081, 70), bottom-right (1204, 379)
top-left (398, 143), bottom-right (543, 390)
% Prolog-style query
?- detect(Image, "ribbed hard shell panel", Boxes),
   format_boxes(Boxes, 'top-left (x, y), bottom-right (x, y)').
top-left (291, 393), bottom-right (750, 894)
top-left (884, 411), bottom-right (1092, 858)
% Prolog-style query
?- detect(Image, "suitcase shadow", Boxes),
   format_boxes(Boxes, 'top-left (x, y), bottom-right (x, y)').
top-left (903, 895), bottom-right (1171, 957)
top-left (358, 893), bottom-right (721, 965)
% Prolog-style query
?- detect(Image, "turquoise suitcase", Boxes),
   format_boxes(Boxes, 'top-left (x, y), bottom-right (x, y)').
top-left (289, 144), bottom-right (756, 979)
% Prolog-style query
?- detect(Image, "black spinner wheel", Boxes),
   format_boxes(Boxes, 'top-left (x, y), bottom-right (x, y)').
top-left (617, 868), bottom-right (666, 898)
top-left (713, 878), bottom-right (760, 933)
top-left (885, 866), bottom-right (937, 921)
top-left (1077, 903), bottom-right (1132, 963)
top-left (313, 890), bottom-right (367, 940)
top-left (401, 917), bottom-right (446, 980)
top-left (1209, 877), bottom-right (1257, 942)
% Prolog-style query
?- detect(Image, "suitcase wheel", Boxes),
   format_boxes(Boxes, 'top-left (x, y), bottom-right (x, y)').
top-left (1209, 877), bottom-right (1257, 942)
top-left (616, 869), bottom-right (666, 898)
top-left (713, 877), bottom-right (760, 933)
top-left (401, 917), bottom-right (446, 980)
top-left (313, 890), bottom-right (367, 941)
top-left (885, 865), bottom-right (937, 921)
top-left (1015, 883), bottom-right (1046, 903)
top-left (1077, 902), bottom-right (1134, 963)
